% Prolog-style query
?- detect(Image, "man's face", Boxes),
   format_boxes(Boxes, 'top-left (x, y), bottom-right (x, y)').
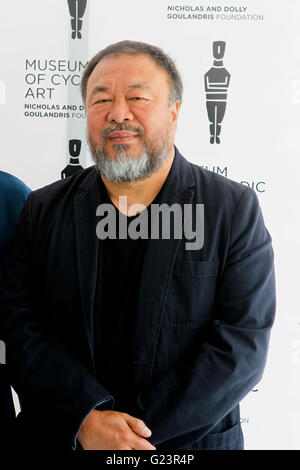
top-left (85, 53), bottom-right (180, 181)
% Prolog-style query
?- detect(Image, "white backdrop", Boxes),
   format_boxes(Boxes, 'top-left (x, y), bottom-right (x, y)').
top-left (1, 0), bottom-right (300, 450)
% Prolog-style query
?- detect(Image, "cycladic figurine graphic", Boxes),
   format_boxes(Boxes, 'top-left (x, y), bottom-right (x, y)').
top-left (67, 0), bottom-right (87, 39)
top-left (204, 41), bottom-right (231, 144)
top-left (61, 139), bottom-right (84, 179)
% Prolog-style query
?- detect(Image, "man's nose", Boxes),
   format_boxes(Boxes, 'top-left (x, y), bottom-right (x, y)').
top-left (107, 98), bottom-right (134, 123)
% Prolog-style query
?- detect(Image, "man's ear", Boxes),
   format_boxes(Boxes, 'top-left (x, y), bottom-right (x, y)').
top-left (170, 100), bottom-right (180, 124)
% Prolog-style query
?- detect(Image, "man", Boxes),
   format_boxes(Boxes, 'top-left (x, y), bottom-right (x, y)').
top-left (0, 171), bottom-right (31, 447)
top-left (0, 41), bottom-right (276, 451)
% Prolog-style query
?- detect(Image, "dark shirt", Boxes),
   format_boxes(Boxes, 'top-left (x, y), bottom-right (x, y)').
top-left (94, 176), bottom-right (163, 403)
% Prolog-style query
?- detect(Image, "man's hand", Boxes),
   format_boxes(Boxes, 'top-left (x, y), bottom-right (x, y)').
top-left (77, 409), bottom-right (157, 450)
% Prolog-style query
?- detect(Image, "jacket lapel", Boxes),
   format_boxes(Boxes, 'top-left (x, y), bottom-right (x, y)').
top-left (133, 148), bottom-right (196, 385)
top-left (73, 167), bottom-right (102, 372)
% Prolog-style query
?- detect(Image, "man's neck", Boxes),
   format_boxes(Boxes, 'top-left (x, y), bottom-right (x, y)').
top-left (100, 148), bottom-right (175, 216)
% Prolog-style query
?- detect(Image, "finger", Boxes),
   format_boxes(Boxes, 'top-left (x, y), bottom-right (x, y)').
top-left (125, 414), bottom-right (152, 438)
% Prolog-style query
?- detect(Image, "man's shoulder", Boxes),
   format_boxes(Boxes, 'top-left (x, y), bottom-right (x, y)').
top-left (188, 159), bottom-right (255, 206)
top-left (0, 171), bottom-right (31, 199)
top-left (29, 166), bottom-right (97, 204)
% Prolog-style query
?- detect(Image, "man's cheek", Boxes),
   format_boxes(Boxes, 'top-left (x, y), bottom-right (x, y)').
top-left (87, 112), bottom-right (103, 129)
top-left (89, 126), bottom-right (103, 145)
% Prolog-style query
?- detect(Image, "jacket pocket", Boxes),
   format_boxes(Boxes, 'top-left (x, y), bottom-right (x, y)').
top-left (177, 423), bottom-right (243, 450)
top-left (164, 260), bottom-right (219, 325)
top-left (191, 423), bottom-right (243, 450)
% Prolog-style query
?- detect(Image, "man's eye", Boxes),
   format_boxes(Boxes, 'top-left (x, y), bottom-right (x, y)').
top-left (130, 97), bottom-right (145, 101)
top-left (95, 99), bottom-right (110, 104)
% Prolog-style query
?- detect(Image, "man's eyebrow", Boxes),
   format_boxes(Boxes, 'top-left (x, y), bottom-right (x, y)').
top-left (91, 86), bottom-right (109, 95)
top-left (127, 82), bottom-right (151, 90)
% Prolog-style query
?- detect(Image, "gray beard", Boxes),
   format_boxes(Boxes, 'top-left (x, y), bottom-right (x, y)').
top-left (89, 141), bottom-right (169, 182)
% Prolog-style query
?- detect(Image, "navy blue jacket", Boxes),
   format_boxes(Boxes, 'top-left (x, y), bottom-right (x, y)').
top-left (0, 148), bottom-right (275, 450)
top-left (0, 171), bottom-right (31, 266)
top-left (0, 171), bottom-right (31, 447)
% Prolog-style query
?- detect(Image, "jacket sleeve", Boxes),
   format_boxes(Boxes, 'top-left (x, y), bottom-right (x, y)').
top-left (0, 193), bottom-right (114, 449)
top-left (133, 188), bottom-right (276, 448)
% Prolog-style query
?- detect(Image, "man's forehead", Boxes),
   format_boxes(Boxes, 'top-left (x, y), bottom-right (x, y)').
top-left (87, 54), bottom-right (169, 90)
